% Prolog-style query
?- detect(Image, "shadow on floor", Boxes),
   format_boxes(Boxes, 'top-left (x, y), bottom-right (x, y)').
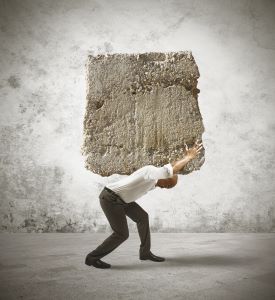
top-left (111, 254), bottom-right (257, 270)
top-left (165, 254), bottom-right (257, 266)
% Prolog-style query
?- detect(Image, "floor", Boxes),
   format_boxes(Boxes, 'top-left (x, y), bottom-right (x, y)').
top-left (0, 233), bottom-right (275, 300)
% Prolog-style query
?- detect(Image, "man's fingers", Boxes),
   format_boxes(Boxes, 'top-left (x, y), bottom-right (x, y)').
top-left (195, 144), bottom-right (203, 150)
top-left (186, 141), bottom-right (203, 152)
top-left (196, 146), bottom-right (203, 152)
top-left (191, 142), bottom-right (202, 149)
top-left (195, 139), bottom-right (202, 145)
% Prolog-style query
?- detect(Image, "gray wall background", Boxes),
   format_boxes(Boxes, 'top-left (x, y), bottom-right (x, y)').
top-left (0, 0), bottom-right (275, 232)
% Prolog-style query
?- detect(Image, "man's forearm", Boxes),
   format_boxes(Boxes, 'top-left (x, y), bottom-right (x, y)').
top-left (171, 155), bottom-right (192, 174)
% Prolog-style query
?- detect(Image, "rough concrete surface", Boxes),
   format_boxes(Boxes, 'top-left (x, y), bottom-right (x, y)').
top-left (82, 51), bottom-right (205, 176)
top-left (0, 233), bottom-right (275, 300)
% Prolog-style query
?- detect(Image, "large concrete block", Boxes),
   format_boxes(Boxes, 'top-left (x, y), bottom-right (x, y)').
top-left (82, 51), bottom-right (205, 176)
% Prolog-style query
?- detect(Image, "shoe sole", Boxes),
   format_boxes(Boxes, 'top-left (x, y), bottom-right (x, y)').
top-left (85, 257), bottom-right (111, 268)
top-left (140, 257), bottom-right (165, 262)
top-left (91, 264), bottom-right (111, 269)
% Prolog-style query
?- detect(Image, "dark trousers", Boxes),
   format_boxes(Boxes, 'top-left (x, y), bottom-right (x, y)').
top-left (87, 187), bottom-right (151, 261)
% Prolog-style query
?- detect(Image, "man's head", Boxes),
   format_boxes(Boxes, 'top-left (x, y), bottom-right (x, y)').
top-left (155, 174), bottom-right (178, 189)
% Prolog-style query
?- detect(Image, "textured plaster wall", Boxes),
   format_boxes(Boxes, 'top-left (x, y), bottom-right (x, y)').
top-left (0, 0), bottom-right (275, 232)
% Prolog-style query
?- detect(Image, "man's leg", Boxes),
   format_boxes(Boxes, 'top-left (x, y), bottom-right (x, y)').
top-left (124, 202), bottom-right (151, 257)
top-left (86, 190), bottom-right (129, 263)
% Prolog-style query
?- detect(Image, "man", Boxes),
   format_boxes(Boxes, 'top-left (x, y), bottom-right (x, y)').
top-left (85, 140), bottom-right (203, 269)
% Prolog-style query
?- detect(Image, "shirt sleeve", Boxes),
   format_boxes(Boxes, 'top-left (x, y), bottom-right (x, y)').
top-left (145, 163), bottom-right (174, 180)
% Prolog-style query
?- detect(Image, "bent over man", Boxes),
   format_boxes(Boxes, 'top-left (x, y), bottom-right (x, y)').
top-left (85, 141), bottom-right (203, 269)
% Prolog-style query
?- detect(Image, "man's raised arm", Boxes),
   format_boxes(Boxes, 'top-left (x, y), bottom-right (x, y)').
top-left (171, 140), bottom-right (203, 174)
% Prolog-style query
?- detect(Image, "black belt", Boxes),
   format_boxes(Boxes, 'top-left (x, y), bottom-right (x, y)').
top-left (103, 187), bottom-right (127, 205)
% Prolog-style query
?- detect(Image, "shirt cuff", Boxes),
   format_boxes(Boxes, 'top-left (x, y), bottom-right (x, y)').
top-left (163, 163), bottom-right (174, 178)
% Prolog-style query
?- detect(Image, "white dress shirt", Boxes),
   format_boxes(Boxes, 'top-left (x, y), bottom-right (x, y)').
top-left (105, 163), bottom-right (174, 203)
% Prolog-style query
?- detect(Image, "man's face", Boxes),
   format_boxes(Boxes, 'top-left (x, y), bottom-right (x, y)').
top-left (156, 175), bottom-right (178, 189)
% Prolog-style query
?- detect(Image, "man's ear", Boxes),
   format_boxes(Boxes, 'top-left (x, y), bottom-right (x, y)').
top-left (172, 174), bottom-right (178, 186)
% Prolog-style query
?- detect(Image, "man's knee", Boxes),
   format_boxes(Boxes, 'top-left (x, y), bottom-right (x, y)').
top-left (117, 231), bottom-right (129, 242)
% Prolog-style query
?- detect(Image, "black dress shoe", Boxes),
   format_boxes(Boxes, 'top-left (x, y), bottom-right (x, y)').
top-left (140, 251), bottom-right (165, 262)
top-left (85, 256), bottom-right (111, 269)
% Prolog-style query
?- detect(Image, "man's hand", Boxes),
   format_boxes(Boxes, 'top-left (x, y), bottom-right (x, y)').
top-left (184, 140), bottom-right (203, 160)
top-left (172, 140), bottom-right (204, 174)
